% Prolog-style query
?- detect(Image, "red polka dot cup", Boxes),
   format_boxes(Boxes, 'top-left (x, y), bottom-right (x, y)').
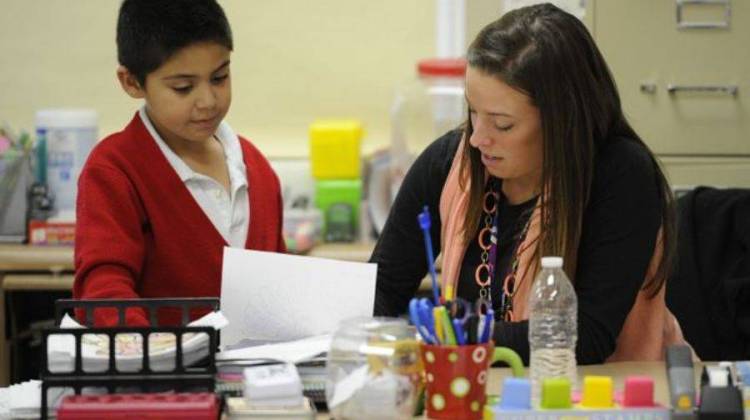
top-left (420, 342), bottom-right (523, 420)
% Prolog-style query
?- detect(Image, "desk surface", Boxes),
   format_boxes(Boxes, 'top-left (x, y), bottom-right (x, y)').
top-left (0, 244), bottom-right (74, 272)
top-left (2, 274), bottom-right (74, 291)
top-left (0, 242), bottom-right (376, 272)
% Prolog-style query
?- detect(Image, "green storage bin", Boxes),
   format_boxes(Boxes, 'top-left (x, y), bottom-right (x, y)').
top-left (314, 179), bottom-right (362, 242)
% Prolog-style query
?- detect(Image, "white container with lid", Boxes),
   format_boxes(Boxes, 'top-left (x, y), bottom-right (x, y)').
top-left (35, 109), bottom-right (98, 217)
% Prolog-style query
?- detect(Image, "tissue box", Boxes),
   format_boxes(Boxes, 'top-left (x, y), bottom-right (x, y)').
top-left (309, 120), bottom-right (362, 180)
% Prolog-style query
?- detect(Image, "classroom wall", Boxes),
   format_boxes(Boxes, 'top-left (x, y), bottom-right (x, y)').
top-left (0, 0), bottom-right (504, 158)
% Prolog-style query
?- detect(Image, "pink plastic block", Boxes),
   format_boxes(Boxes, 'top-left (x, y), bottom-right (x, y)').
top-left (623, 376), bottom-right (655, 407)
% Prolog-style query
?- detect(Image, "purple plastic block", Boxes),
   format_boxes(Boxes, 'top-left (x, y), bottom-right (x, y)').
top-left (623, 375), bottom-right (655, 407)
top-left (500, 377), bottom-right (532, 410)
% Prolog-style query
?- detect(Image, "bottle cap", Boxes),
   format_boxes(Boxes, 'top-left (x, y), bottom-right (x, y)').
top-left (541, 256), bottom-right (563, 268)
top-left (417, 58), bottom-right (467, 77)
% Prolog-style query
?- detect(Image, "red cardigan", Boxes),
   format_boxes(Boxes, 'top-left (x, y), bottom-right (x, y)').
top-left (73, 113), bottom-right (286, 326)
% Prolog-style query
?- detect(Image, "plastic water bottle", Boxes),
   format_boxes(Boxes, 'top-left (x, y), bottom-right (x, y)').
top-left (528, 256), bottom-right (578, 407)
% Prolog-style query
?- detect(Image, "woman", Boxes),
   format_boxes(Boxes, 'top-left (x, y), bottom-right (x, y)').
top-left (371, 3), bottom-right (690, 363)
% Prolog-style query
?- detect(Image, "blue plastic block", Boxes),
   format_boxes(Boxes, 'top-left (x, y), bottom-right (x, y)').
top-left (500, 377), bottom-right (531, 410)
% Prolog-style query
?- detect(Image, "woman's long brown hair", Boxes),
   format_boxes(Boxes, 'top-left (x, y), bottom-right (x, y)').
top-left (460, 4), bottom-right (676, 296)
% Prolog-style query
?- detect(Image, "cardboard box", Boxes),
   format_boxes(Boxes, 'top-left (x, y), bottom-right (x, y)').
top-left (28, 220), bottom-right (75, 245)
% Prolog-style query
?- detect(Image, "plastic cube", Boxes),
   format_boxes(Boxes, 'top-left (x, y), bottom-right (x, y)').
top-left (309, 120), bottom-right (362, 180)
top-left (314, 179), bottom-right (362, 241)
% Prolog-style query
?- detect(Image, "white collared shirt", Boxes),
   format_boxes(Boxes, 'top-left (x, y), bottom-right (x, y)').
top-left (139, 107), bottom-right (250, 248)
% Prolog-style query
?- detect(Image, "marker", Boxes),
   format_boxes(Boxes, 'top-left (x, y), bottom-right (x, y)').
top-left (665, 345), bottom-right (696, 413)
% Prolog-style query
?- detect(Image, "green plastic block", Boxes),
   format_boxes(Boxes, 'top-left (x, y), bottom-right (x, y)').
top-left (541, 377), bottom-right (572, 409)
top-left (314, 179), bottom-right (362, 241)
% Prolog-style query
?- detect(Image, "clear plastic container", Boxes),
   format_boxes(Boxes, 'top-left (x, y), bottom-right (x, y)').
top-left (528, 256), bottom-right (578, 408)
top-left (282, 208), bottom-right (323, 254)
top-left (35, 109), bottom-right (98, 217)
top-left (325, 317), bottom-right (421, 420)
top-left (390, 58), bottom-right (466, 200)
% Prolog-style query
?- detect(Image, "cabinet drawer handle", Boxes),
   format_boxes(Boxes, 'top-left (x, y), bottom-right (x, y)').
top-left (667, 84), bottom-right (738, 96)
top-left (676, 0), bottom-right (731, 29)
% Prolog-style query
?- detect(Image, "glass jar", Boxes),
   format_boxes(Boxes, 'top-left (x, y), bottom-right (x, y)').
top-left (390, 58), bottom-right (467, 201)
top-left (325, 317), bottom-right (421, 420)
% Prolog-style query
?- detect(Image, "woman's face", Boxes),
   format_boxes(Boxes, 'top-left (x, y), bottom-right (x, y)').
top-left (466, 66), bottom-right (543, 189)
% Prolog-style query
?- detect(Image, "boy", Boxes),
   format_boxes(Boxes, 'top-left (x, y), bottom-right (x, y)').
top-left (74, 0), bottom-right (285, 326)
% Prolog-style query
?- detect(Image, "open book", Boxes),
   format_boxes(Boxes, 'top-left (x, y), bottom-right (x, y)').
top-left (47, 311), bottom-right (228, 373)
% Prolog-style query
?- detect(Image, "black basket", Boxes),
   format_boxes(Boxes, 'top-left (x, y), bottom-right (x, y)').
top-left (40, 298), bottom-right (220, 419)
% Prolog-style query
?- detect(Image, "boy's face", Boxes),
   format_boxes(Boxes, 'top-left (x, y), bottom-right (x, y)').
top-left (119, 42), bottom-right (232, 146)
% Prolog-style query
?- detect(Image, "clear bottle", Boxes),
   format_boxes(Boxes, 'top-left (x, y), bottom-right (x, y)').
top-left (389, 58), bottom-right (466, 202)
top-left (528, 256), bottom-right (578, 407)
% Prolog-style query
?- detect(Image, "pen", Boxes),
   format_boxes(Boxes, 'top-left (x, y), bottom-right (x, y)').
top-left (452, 319), bottom-right (466, 345)
top-left (479, 310), bottom-right (494, 344)
top-left (417, 299), bottom-right (438, 344)
top-left (418, 206), bottom-right (440, 305)
top-left (409, 299), bottom-right (434, 344)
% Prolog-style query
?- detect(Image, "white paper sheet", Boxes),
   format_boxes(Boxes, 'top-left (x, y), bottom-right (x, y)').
top-left (217, 334), bottom-right (331, 364)
top-left (221, 248), bottom-right (377, 346)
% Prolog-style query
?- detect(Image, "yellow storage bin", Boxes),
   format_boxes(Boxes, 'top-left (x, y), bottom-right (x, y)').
top-left (309, 120), bottom-right (362, 180)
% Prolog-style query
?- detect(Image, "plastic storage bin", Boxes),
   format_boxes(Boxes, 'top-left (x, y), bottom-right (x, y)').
top-left (314, 179), bottom-right (362, 242)
top-left (390, 58), bottom-right (466, 199)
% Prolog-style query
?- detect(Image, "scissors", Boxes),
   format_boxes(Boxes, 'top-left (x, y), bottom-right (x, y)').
top-left (409, 298), bottom-right (437, 344)
top-left (444, 297), bottom-right (495, 344)
top-left (443, 298), bottom-right (472, 345)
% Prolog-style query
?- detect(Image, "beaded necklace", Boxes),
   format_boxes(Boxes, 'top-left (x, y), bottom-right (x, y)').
top-left (475, 178), bottom-right (535, 321)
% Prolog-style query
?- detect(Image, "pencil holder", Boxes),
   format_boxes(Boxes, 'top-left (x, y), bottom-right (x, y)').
top-left (420, 342), bottom-right (523, 420)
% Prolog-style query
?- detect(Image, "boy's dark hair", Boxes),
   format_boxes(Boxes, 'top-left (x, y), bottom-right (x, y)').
top-left (117, 0), bottom-right (233, 86)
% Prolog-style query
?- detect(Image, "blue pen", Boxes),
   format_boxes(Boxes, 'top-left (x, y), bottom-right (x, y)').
top-left (418, 298), bottom-right (438, 344)
top-left (452, 319), bottom-right (466, 345)
top-left (417, 206), bottom-right (440, 305)
top-left (479, 310), bottom-right (495, 343)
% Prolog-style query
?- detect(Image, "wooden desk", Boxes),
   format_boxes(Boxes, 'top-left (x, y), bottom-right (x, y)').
top-left (0, 242), bottom-right (376, 386)
top-left (0, 244), bottom-right (75, 386)
top-left (308, 242), bottom-right (374, 262)
top-left (0, 246), bottom-right (680, 416)
top-left (0, 244), bottom-right (74, 272)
